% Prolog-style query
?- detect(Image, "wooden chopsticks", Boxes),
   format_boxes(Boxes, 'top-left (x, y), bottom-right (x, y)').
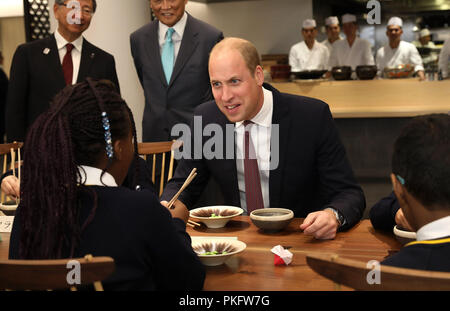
top-left (166, 168), bottom-right (200, 227)
top-left (10, 148), bottom-right (20, 205)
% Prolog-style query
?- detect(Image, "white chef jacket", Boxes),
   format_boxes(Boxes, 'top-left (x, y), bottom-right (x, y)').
top-left (289, 40), bottom-right (330, 71)
top-left (439, 38), bottom-right (450, 78)
top-left (328, 37), bottom-right (375, 70)
top-left (320, 35), bottom-right (343, 53)
top-left (376, 41), bottom-right (424, 73)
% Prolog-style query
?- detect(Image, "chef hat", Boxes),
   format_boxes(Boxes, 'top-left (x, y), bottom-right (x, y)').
top-left (302, 19), bottom-right (316, 29)
top-left (325, 16), bottom-right (339, 26)
top-left (419, 28), bottom-right (431, 38)
top-left (342, 14), bottom-right (356, 24)
top-left (387, 16), bottom-right (403, 27)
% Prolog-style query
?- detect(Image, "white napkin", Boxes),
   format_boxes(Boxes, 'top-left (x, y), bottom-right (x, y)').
top-left (271, 245), bottom-right (293, 265)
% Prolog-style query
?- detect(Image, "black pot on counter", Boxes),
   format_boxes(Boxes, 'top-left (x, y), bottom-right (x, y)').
top-left (356, 65), bottom-right (378, 80)
top-left (292, 70), bottom-right (327, 80)
top-left (331, 66), bottom-right (352, 80)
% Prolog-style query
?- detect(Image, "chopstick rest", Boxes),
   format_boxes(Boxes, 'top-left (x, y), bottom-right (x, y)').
top-left (271, 245), bottom-right (293, 266)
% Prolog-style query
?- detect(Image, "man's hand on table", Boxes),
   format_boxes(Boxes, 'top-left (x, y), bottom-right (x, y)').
top-left (160, 200), bottom-right (189, 223)
top-left (299, 209), bottom-right (339, 240)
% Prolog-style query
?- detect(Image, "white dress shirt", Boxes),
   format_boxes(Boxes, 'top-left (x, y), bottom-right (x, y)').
top-left (376, 41), bottom-right (424, 73)
top-left (235, 87), bottom-right (273, 214)
top-left (439, 38), bottom-right (450, 78)
top-left (289, 40), bottom-right (330, 71)
top-left (54, 30), bottom-right (83, 85)
top-left (158, 12), bottom-right (188, 62)
top-left (78, 165), bottom-right (118, 187)
top-left (416, 216), bottom-right (450, 241)
top-left (328, 37), bottom-right (375, 70)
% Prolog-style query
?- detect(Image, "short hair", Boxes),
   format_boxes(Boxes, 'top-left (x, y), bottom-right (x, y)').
top-left (392, 114), bottom-right (450, 208)
top-left (55, 0), bottom-right (97, 13)
top-left (210, 37), bottom-right (261, 75)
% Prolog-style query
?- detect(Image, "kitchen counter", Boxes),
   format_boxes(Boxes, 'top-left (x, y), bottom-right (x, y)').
top-left (271, 79), bottom-right (450, 118)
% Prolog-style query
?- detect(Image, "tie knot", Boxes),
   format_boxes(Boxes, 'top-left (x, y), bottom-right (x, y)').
top-left (166, 28), bottom-right (175, 40)
top-left (243, 120), bottom-right (253, 127)
top-left (66, 43), bottom-right (74, 53)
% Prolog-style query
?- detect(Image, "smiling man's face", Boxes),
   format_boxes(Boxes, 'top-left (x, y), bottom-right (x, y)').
top-left (151, 0), bottom-right (188, 27)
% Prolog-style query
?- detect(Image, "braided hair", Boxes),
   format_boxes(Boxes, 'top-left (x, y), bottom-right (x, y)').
top-left (18, 78), bottom-right (140, 259)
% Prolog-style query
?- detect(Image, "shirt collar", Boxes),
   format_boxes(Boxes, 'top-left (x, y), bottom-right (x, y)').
top-left (78, 165), bottom-right (118, 187)
top-left (236, 86), bottom-right (273, 129)
top-left (54, 29), bottom-right (83, 52)
top-left (416, 216), bottom-right (450, 241)
top-left (159, 12), bottom-right (188, 41)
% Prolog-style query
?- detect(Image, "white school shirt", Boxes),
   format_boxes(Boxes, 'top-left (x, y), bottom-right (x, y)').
top-left (416, 216), bottom-right (450, 241)
top-left (289, 40), bottom-right (330, 71)
top-left (376, 41), bottom-right (424, 73)
top-left (78, 165), bottom-right (118, 187)
top-left (328, 37), bottom-right (375, 70)
top-left (439, 38), bottom-right (450, 78)
top-left (55, 30), bottom-right (83, 85)
top-left (158, 12), bottom-right (188, 62)
top-left (235, 87), bottom-right (273, 214)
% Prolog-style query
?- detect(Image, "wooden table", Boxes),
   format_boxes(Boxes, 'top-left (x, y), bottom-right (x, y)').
top-left (272, 79), bottom-right (450, 118)
top-left (187, 217), bottom-right (401, 291)
top-left (0, 218), bottom-right (401, 291)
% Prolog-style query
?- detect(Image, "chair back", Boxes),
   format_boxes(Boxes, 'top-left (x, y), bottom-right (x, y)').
top-left (306, 252), bottom-right (450, 290)
top-left (0, 142), bottom-right (23, 206)
top-left (138, 140), bottom-right (182, 196)
top-left (0, 254), bottom-right (115, 291)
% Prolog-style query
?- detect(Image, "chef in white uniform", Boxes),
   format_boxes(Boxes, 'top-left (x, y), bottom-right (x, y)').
top-left (289, 19), bottom-right (330, 72)
top-left (412, 29), bottom-right (438, 67)
top-left (328, 14), bottom-right (374, 70)
top-left (321, 16), bottom-right (343, 53)
top-left (438, 37), bottom-right (450, 79)
top-left (376, 17), bottom-right (425, 80)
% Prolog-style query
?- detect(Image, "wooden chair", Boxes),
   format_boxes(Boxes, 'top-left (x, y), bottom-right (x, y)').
top-left (0, 142), bottom-right (23, 206)
top-left (0, 254), bottom-right (115, 291)
top-left (137, 140), bottom-right (183, 196)
top-left (306, 252), bottom-right (450, 290)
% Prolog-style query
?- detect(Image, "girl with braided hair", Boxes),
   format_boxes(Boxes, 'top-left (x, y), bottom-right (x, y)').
top-left (9, 79), bottom-right (205, 290)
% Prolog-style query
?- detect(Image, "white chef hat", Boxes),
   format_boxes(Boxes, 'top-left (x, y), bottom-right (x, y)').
top-left (325, 16), bottom-right (339, 26)
top-left (419, 28), bottom-right (431, 38)
top-left (302, 19), bottom-right (317, 29)
top-left (342, 14), bottom-right (356, 24)
top-left (387, 16), bottom-right (403, 27)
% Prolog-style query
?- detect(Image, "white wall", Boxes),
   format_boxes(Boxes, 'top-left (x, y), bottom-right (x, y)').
top-left (48, 0), bottom-right (150, 141)
top-left (186, 0), bottom-right (313, 55)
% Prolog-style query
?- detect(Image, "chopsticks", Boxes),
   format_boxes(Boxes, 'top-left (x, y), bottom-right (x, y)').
top-left (10, 148), bottom-right (20, 205)
top-left (166, 168), bottom-right (200, 227)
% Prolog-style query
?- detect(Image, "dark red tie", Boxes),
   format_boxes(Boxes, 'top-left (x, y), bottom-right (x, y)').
top-left (62, 43), bottom-right (74, 85)
top-left (244, 121), bottom-right (264, 214)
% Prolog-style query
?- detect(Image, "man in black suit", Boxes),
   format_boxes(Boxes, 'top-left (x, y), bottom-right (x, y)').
top-left (0, 51), bottom-right (8, 143)
top-left (130, 0), bottom-right (223, 143)
top-left (382, 114), bottom-right (450, 272)
top-left (161, 38), bottom-right (365, 240)
top-left (6, 0), bottom-right (119, 142)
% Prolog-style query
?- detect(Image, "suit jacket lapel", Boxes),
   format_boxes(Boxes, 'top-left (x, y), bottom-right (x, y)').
top-left (267, 84), bottom-right (290, 209)
top-left (77, 38), bottom-right (95, 83)
top-left (223, 120), bottom-right (240, 206)
top-left (144, 21), bottom-right (167, 87)
top-left (43, 35), bottom-right (66, 90)
top-left (169, 14), bottom-right (199, 86)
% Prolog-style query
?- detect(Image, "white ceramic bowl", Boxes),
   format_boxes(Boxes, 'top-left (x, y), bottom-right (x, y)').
top-left (393, 225), bottom-right (416, 245)
top-left (250, 208), bottom-right (294, 232)
top-left (190, 206), bottom-right (243, 229)
top-left (0, 200), bottom-right (18, 212)
top-left (192, 238), bottom-right (246, 266)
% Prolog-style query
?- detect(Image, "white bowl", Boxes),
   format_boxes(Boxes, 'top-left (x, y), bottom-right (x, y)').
top-left (192, 238), bottom-right (246, 266)
top-left (0, 200), bottom-right (18, 212)
top-left (190, 205), bottom-right (243, 229)
top-left (393, 225), bottom-right (416, 245)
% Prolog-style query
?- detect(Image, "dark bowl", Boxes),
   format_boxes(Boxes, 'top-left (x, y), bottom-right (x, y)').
top-left (292, 70), bottom-right (327, 80)
top-left (356, 65), bottom-right (378, 80)
top-left (331, 66), bottom-right (352, 80)
top-left (250, 208), bottom-right (294, 232)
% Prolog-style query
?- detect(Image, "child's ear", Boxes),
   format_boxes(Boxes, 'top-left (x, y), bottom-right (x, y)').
top-left (113, 139), bottom-right (123, 160)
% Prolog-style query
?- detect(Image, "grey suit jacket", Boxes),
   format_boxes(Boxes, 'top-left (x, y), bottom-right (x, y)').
top-left (130, 14), bottom-right (223, 142)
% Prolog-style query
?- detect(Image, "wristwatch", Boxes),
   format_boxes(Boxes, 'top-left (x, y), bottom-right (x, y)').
top-left (325, 207), bottom-right (345, 228)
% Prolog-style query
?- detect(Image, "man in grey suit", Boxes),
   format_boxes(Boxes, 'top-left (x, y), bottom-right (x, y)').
top-left (130, 0), bottom-right (223, 143)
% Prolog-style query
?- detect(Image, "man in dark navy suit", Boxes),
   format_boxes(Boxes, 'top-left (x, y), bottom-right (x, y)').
top-left (6, 0), bottom-right (119, 142)
top-left (161, 38), bottom-right (365, 240)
